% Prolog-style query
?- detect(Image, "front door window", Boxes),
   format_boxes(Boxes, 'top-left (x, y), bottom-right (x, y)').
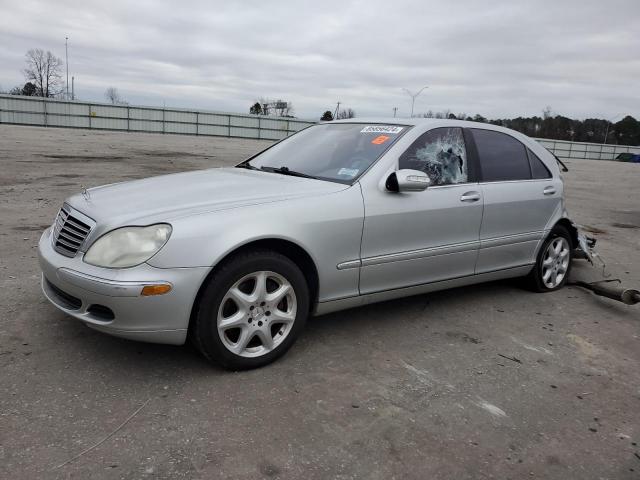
top-left (398, 127), bottom-right (468, 185)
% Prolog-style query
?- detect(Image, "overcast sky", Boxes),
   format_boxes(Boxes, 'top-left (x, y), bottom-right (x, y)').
top-left (1, 0), bottom-right (638, 120)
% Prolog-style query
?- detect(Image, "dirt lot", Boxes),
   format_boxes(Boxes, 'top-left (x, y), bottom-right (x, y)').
top-left (1, 124), bottom-right (639, 479)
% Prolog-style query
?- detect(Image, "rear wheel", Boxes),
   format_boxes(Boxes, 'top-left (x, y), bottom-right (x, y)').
top-left (526, 225), bottom-right (573, 292)
top-left (192, 250), bottom-right (309, 370)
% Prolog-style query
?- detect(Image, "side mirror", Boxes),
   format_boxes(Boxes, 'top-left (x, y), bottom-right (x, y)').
top-left (386, 169), bottom-right (430, 193)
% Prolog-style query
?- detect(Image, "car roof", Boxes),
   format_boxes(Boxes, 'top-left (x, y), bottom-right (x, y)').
top-left (329, 117), bottom-right (440, 126)
top-left (329, 117), bottom-right (507, 130)
top-left (327, 117), bottom-right (536, 140)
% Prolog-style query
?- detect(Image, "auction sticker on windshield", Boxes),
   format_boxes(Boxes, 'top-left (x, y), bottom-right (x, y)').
top-left (371, 135), bottom-right (390, 145)
top-left (361, 126), bottom-right (404, 134)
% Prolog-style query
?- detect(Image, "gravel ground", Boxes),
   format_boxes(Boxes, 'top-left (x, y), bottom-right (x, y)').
top-left (1, 124), bottom-right (639, 480)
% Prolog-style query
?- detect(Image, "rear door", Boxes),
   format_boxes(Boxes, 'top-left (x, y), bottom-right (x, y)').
top-left (469, 128), bottom-right (562, 273)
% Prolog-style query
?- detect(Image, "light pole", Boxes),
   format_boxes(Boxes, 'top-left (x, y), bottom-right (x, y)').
top-left (603, 113), bottom-right (624, 144)
top-left (402, 85), bottom-right (428, 117)
top-left (65, 36), bottom-right (69, 100)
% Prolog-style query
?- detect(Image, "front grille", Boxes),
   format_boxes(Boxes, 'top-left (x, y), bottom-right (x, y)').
top-left (52, 204), bottom-right (93, 257)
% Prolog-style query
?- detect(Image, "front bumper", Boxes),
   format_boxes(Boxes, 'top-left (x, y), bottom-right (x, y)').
top-left (38, 227), bottom-right (211, 345)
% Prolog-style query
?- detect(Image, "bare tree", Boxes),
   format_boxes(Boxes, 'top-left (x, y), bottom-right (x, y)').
top-left (23, 49), bottom-right (64, 97)
top-left (105, 87), bottom-right (127, 105)
top-left (336, 108), bottom-right (355, 119)
top-left (256, 97), bottom-right (294, 116)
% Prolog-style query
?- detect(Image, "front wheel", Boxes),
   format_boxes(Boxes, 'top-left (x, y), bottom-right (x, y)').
top-left (525, 225), bottom-right (573, 292)
top-left (191, 250), bottom-right (309, 370)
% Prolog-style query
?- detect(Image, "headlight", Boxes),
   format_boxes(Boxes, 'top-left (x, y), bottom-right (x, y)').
top-left (84, 224), bottom-right (172, 268)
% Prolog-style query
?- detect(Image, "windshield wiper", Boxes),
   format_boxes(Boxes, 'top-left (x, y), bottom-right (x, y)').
top-left (260, 166), bottom-right (318, 179)
top-left (235, 162), bottom-right (260, 171)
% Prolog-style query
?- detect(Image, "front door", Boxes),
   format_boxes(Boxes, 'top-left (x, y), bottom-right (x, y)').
top-left (359, 127), bottom-right (483, 294)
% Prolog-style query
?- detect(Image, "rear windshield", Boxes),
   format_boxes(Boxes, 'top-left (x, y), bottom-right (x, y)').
top-left (247, 123), bottom-right (409, 184)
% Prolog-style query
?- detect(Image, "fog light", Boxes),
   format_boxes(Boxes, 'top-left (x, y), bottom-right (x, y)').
top-left (141, 284), bottom-right (172, 296)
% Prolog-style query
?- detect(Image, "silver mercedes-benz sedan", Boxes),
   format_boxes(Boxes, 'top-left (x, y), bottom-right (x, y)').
top-left (39, 118), bottom-right (578, 369)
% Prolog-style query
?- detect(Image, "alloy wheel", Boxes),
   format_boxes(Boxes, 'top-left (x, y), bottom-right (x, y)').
top-left (217, 270), bottom-right (297, 358)
top-left (541, 237), bottom-right (570, 289)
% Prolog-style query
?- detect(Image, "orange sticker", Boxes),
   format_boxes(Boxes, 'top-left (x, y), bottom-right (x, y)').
top-left (371, 135), bottom-right (390, 145)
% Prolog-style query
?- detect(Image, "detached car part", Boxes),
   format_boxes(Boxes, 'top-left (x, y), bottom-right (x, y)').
top-left (571, 280), bottom-right (640, 305)
top-left (569, 223), bottom-right (639, 305)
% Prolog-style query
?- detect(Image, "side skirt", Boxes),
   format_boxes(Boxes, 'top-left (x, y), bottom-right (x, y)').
top-left (312, 264), bottom-right (533, 316)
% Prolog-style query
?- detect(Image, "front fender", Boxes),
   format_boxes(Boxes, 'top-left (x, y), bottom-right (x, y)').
top-left (147, 186), bottom-right (365, 303)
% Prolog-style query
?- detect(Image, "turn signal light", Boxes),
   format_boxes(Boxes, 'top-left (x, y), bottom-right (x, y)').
top-left (141, 284), bottom-right (172, 296)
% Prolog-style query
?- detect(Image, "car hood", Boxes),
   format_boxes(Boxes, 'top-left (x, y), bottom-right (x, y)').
top-left (66, 167), bottom-right (349, 227)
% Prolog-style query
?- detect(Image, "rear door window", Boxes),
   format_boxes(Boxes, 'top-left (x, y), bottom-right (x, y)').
top-left (527, 148), bottom-right (552, 179)
top-left (471, 129), bottom-right (531, 182)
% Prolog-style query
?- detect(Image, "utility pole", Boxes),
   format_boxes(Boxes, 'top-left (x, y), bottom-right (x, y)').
top-left (334, 101), bottom-right (341, 119)
top-left (393, 107), bottom-right (398, 118)
top-left (402, 85), bottom-right (428, 117)
top-left (65, 36), bottom-right (69, 100)
top-left (71, 76), bottom-right (75, 100)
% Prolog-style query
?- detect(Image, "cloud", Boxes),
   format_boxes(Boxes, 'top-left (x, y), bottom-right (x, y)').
top-left (0, 0), bottom-right (638, 120)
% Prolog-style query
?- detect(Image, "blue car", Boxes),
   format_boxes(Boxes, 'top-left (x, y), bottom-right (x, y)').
top-left (615, 153), bottom-right (640, 163)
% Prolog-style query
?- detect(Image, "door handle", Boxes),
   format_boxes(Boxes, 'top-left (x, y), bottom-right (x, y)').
top-left (543, 186), bottom-right (556, 196)
top-left (460, 191), bottom-right (481, 202)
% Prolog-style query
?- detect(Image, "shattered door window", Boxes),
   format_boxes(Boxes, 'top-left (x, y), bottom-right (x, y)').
top-left (398, 127), bottom-right (468, 185)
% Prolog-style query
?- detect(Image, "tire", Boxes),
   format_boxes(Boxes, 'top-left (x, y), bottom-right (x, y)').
top-left (525, 225), bottom-right (573, 292)
top-left (191, 250), bottom-right (309, 370)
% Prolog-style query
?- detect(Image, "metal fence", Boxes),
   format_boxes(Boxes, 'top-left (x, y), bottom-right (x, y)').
top-left (0, 94), bottom-right (315, 141)
top-left (534, 137), bottom-right (639, 162)
top-left (1, 94), bottom-right (638, 161)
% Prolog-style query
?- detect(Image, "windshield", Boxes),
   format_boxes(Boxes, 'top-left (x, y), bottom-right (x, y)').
top-left (245, 123), bottom-right (410, 184)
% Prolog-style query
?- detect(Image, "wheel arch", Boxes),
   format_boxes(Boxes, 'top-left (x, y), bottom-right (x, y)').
top-left (553, 218), bottom-right (578, 248)
top-left (188, 238), bottom-right (320, 333)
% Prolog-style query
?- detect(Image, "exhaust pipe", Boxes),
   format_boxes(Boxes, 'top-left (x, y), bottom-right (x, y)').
top-left (572, 280), bottom-right (640, 305)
